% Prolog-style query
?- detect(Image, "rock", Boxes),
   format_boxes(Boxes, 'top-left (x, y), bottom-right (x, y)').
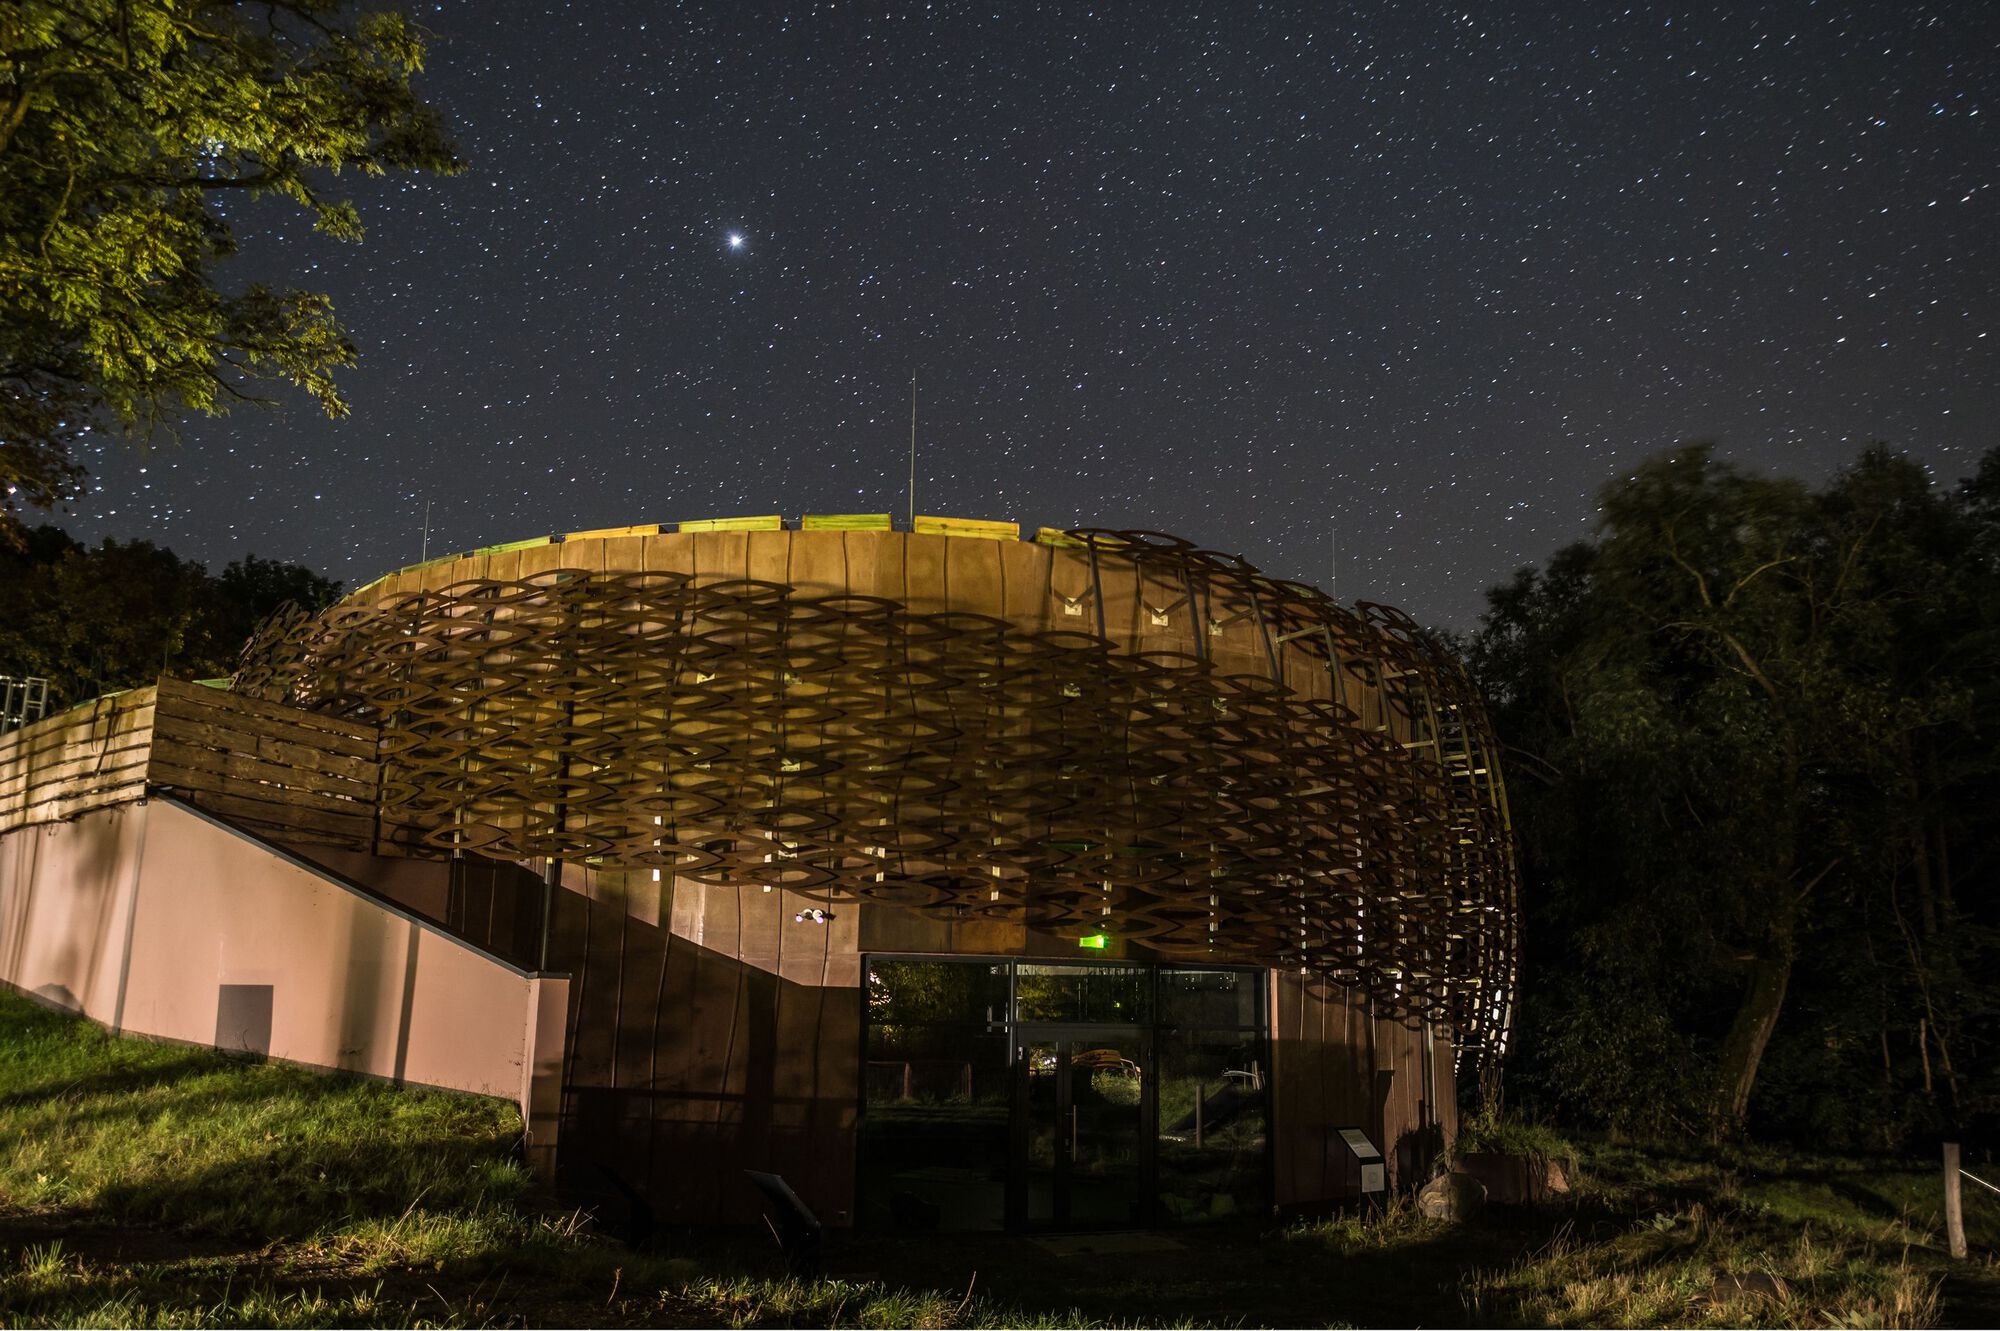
top-left (1705, 1271), bottom-right (1790, 1305)
top-left (1417, 1171), bottom-right (1487, 1222)
top-left (1457, 1151), bottom-right (1572, 1203)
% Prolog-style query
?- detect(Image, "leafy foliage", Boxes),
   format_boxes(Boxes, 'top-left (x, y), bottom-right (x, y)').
top-left (0, 0), bottom-right (459, 543)
top-left (0, 522), bottom-right (338, 704)
top-left (1472, 443), bottom-right (2000, 1145)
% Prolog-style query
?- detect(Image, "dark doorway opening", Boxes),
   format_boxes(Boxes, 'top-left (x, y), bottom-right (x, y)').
top-left (859, 956), bottom-right (1268, 1232)
top-left (1012, 1025), bottom-right (1153, 1228)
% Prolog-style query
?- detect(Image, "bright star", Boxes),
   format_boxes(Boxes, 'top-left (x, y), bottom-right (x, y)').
top-left (728, 233), bottom-right (745, 249)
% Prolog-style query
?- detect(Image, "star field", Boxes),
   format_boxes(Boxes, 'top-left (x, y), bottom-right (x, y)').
top-left (64, 0), bottom-right (2000, 626)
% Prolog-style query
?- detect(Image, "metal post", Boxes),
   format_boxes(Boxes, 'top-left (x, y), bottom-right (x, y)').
top-left (1945, 1141), bottom-right (1967, 1259)
top-left (1085, 539), bottom-right (1109, 640)
top-left (1182, 565), bottom-right (1208, 662)
top-left (538, 859), bottom-right (559, 970)
top-left (1249, 588), bottom-right (1281, 681)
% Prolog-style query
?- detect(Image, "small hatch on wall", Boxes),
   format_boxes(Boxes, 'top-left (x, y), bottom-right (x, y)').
top-left (1338, 1126), bottom-right (1386, 1194)
top-left (215, 984), bottom-right (273, 1060)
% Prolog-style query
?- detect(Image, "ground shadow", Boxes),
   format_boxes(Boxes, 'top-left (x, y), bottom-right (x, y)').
top-left (0, 1051), bottom-right (226, 1113)
top-left (813, 1201), bottom-right (1614, 1329)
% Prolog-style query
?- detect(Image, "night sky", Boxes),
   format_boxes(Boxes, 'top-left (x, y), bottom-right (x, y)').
top-left (61, 1), bottom-right (2000, 628)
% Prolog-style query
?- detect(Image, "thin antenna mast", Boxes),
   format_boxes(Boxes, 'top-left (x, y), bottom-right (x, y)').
top-left (421, 501), bottom-right (433, 563)
top-left (907, 376), bottom-right (917, 529)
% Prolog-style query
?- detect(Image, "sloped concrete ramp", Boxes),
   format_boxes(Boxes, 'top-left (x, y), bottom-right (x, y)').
top-left (0, 796), bottom-right (566, 1174)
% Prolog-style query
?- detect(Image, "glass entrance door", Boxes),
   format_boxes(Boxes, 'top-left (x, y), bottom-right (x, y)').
top-left (1012, 1026), bottom-right (1153, 1228)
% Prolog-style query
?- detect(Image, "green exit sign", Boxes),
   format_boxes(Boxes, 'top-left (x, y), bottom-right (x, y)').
top-left (1078, 932), bottom-right (1111, 950)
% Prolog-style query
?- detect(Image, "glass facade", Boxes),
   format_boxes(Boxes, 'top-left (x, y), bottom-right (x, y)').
top-left (859, 956), bottom-right (1268, 1231)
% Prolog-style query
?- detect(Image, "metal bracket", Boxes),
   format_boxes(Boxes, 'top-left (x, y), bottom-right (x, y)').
top-left (1054, 585), bottom-right (1096, 618)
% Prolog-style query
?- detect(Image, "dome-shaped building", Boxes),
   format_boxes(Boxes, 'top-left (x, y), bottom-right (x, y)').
top-left (0, 512), bottom-right (1516, 1233)
top-left (233, 514), bottom-right (1518, 1229)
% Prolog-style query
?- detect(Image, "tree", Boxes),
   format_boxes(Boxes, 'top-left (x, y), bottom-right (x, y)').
top-left (1472, 444), bottom-right (2000, 1141)
top-left (0, 523), bottom-right (339, 703)
top-left (1, 0), bottom-right (459, 543)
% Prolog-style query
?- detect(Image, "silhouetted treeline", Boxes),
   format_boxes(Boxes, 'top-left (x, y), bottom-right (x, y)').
top-left (0, 526), bottom-right (340, 709)
top-left (1468, 443), bottom-right (2000, 1149)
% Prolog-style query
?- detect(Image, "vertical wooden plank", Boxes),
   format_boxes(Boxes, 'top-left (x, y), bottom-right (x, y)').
top-left (997, 537), bottom-right (1053, 633)
top-left (787, 530), bottom-right (847, 596)
top-left (1434, 1022), bottom-right (1459, 1149)
top-left (1307, 984), bottom-right (1331, 1199)
top-left (902, 531), bottom-right (948, 613)
top-left (683, 911), bottom-right (744, 1222)
top-left (643, 530), bottom-right (695, 580)
top-left (944, 532), bottom-right (1004, 619)
top-left (844, 528), bottom-right (887, 600)
top-left (596, 533), bottom-right (649, 574)
top-left (650, 906), bottom-right (701, 1216)
top-left (668, 874), bottom-right (705, 944)
top-left (696, 881), bottom-right (739, 955)
top-left (565, 897), bottom-right (622, 1088)
top-left (513, 540), bottom-right (573, 581)
top-left (746, 527), bottom-right (791, 588)
top-left (689, 529), bottom-right (752, 585)
top-left (737, 885), bottom-right (783, 975)
top-left (819, 892), bottom-right (861, 991)
top-left (1100, 555), bottom-right (1148, 652)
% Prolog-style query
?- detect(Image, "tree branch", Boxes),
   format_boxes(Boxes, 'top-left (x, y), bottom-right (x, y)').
top-left (1661, 517), bottom-right (1715, 609)
top-left (1723, 556), bottom-right (1797, 608)
top-left (1792, 856), bottom-right (1839, 905)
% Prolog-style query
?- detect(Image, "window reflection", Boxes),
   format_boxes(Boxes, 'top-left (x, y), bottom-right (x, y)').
top-left (1014, 961), bottom-right (1150, 1023)
top-left (1155, 1029), bottom-right (1268, 1223)
top-left (1158, 967), bottom-right (1260, 1029)
top-left (861, 1020), bottom-right (1009, 1231)
top-left (866, 958), bottom-right (1008, 1026)
top-left (860, 957), bottom-right (1268, 1230)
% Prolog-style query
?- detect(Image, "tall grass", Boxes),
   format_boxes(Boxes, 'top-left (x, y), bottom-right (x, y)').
top-left (0, 989), bottom-right (530, 1239)
top-left (0, 991), bottom-right (1978, 1328)
top-left (0, 992), bottom-right (1122, 1327)
top-left (1463, 1202), bottom-right (1941, 1328)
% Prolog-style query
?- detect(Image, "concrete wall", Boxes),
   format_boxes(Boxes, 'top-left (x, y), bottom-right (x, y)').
top-left (0, 798), bottom-right (567, 1175)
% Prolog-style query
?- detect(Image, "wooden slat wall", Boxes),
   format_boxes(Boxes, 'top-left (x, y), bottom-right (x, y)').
top-left (1271, 973), bottom-right (1454, 1210)
top-left (1, 678), bottom-right (382, 847)
top-left (148, 678), bottom-right (380, 848)
top-left (0, 688), bottom-right (156, 832)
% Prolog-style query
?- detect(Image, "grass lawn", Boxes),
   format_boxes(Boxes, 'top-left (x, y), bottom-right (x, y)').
top-left (2, 988), bottom-right (1995, 1328)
